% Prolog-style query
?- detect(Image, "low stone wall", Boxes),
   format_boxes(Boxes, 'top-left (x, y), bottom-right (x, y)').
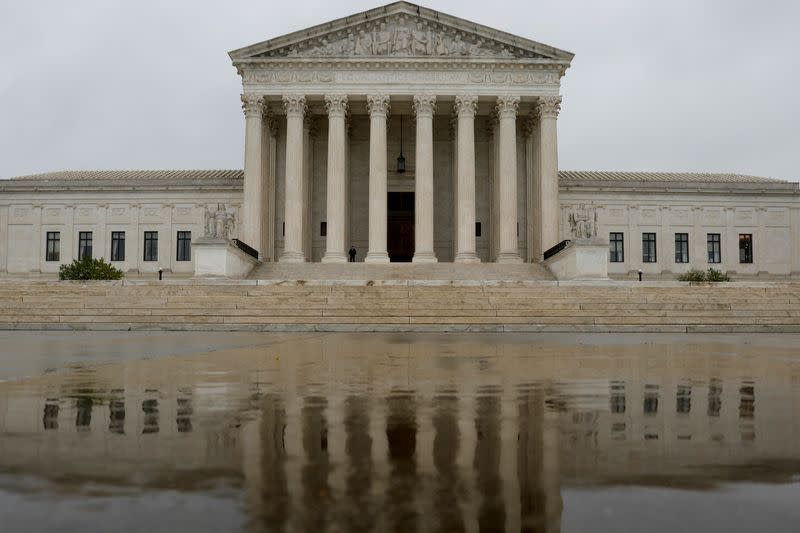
top-left (1, 279), bottom-right (799, 333)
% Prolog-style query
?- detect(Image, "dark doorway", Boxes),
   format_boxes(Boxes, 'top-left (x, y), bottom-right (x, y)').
top-left (388, 192), bottom-right (414, 262)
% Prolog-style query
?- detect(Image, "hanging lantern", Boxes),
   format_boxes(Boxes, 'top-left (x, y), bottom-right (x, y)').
top-left (397, 115), bottom-right (406, 173)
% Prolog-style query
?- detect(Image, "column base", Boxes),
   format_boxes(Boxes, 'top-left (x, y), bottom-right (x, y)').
top-left (412, 252), bottom-right (438, 264)
top-left (364, 251), bottom-right (390, 264)
top-left (454, 252), bottom-right (481, 264)
top-left (321, 252), bottom-right (347, 264)
top-left (496, 252), bottom-right (523, 264)
top-left (278, 250), bottom-right (306, 263)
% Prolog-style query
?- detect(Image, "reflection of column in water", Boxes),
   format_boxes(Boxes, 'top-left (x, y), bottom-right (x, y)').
top-left (75, 397), bottom-right (92, 431)
top-left (343, 395), bottom-right (375, 533)
top-left (386, 392), bottom-right (417, 533)
top-left (432, 392), bottom-right (465, 532)
top-left (109, 390), bottom-right (125, 434)
top-left (43, 399), bottom-right (59, 430)
top-left (474, 390), bottom-right (505, 531)
top-left (254, 394), bottom-right (289, 532)
top-left (501, 387), bottom-right (521, 532)
top-left (142, 398), bottom-right (159, 434)
top-left (302, 396), bottom-right (330, 532)
top-left (519, 387), bottom-right (562, 532)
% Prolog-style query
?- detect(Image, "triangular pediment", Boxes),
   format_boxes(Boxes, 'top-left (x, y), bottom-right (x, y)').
top-left (229, 2), bottom-right (573, 63)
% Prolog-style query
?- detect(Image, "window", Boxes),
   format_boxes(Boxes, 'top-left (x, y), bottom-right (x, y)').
top-left (176, 231), bottom-right (191, 262)
top-left (282, 222), bottom-right (285, 237)
top-left (320, 222), bottom-right (327, 237)
top-left (609, 232), bottom-right (624, 262)
top-left (111, 231), bottom-right (125, 262)
top-left (707, 233), bottom-right (721, 263)
top-left (475, 222), bottom-right (482, 238)
top-left (642, 233), bottom-right (657, 263)
top-left (674, 233), bottom-right (689, 263)
top-left (46, 232), bottom-right (60, 262)
top-left (78, 231), bottom-right (93, 260)
top-left (677, 384), bottom-right (692, 414)
top-left (143, 231), bottom-right (158, 262)
top-left (739, 234), bottom-right (753, 263)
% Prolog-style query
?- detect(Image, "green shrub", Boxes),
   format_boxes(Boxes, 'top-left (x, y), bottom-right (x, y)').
top-left (705, 268), bottom-right (731, 282)
top-left (59, 257), bottom-right (124, 281)
top-left (677, 269), bottom-right (706, 282)
top-left (677, 268), bottom-right (731, 283)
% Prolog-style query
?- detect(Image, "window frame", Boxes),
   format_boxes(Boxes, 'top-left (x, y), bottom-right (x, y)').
top-left (642, 232), bottom-right (657, 263)
top-left (609, 232), bottom-right (624, 263)
top-left (143, 231), bottom-right (158, 262)
top-left (46, 231), bottom-right (60, 262)
top-left (674, 233), bottom-right (689, 263)
top-left (78, 231), bottom-right (93, 260)
top-left (176, 231), bottom-right (191, 262)
top-left (110, 231), bottom-right (126, 262)
top-left (707, 233), bottom-right (721, 264)
top-left (739, 234), bottom-right (753, 264)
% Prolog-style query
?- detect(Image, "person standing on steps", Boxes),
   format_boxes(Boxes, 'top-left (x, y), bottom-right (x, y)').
top-left (348, 246), bottom-right (357, 262)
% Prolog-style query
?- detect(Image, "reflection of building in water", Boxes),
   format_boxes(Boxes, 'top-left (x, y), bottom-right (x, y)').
top-left (0, 335), bottom-right (799, 529)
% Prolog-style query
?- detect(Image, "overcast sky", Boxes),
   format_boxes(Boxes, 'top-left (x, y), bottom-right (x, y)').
top-left (1, 0), bottom-right (798, 180)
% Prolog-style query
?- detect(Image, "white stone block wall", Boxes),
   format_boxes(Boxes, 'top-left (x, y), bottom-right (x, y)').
top-left (560, 190), bottom-right (800, 277)
top-left (0, 190), bottom-right (242, 276)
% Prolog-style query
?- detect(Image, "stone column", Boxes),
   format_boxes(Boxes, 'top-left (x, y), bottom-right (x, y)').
top-left (279, 94), bottom-right (307, 263)
top-left (454, 95), bottom-right (480, 263)
top-left (412, 95), bottom-right (437, 263)
top-left (496, 95), bottom-right (522, 263)
top-left (322, 95), bottom-right (349, 263)
top-left (241, 93), bottom-right (265, 256)
top-left (365, 94), bottom-right (391, 263)
top-left (537, 96), bottom-right (562, 255)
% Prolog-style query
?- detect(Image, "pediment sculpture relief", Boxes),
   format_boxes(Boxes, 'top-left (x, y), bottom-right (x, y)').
top-left (568, 204), bottom-right (598, 239)
top-left (270, 16), bottom-right (538, 59)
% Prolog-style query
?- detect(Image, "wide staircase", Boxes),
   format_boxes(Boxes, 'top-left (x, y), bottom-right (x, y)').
top-left (247, 262), bottom-right (555, 281)
top-left (1, 280), bottom-right (800, 332)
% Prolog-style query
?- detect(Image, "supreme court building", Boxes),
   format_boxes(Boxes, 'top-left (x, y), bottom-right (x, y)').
top-left (1, 2), bottom-right (799, 279)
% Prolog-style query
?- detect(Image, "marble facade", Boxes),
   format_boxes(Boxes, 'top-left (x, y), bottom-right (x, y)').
top-left (0, 2), bottom-right (798, 278)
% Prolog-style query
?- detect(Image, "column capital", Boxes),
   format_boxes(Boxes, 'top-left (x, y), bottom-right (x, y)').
top-left (495, 95), bottom-right (521, 118)
top-left (263, 109), bottom-right (279, 135)
top-left (241, 93), bottom-right (264, 117)
top-left (412, 95), bottom-right (437, 118)
top-left (537, 95), bottom-right (562, 119)
top-left (454, 95), bottom-right (478, 118)
top-left (366, 94), bottom-right (390, 118)
top-left (522, 114), bottom-right (539, 138)
top-left (324, 94), bottom-right (349, 117)
top-left (282, 94), bottom-right (307, 117)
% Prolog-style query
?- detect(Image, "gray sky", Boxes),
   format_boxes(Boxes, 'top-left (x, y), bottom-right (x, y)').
top-left (1, 0), bottom-right (798, 180)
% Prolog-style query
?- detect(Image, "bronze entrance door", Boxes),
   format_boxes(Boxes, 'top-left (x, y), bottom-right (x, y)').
top-left (388, 192), bottom-right (414, 262)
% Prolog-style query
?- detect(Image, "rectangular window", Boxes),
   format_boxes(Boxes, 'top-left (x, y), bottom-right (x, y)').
top-left (111, 231), bottom-right (125, 262)
top-left (320, 222), bottom-right (327, 237)
top-left (46, 232), bottom-right (60, 262)
top-left (78, 231), bottom-right (93, 260)
top-left (475, 222), bottom-right (482, 238)
top-left (707, 233), bottom-right (721, 264)
top-left (739, 234), bottom-right (753, 263)
top-left (143, 231), bottom-right (158, 262)
top-left (176, 231), bottom-right (191, 262)
top-left (642, 233), bottom-right (657, 263)
top-left (674, 233), bottom-right (689, 263)
top-left (609, 232), bottom-right (624, 262)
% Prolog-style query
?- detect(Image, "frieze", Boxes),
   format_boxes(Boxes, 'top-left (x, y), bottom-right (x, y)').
top-left (241, 68), bottom-right (560, 86)
top-left (257, 15), bottom-right (545, 60)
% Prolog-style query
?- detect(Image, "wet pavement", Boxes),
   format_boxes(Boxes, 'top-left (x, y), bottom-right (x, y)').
top-left (0, 332), bottom-right (799, 532)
